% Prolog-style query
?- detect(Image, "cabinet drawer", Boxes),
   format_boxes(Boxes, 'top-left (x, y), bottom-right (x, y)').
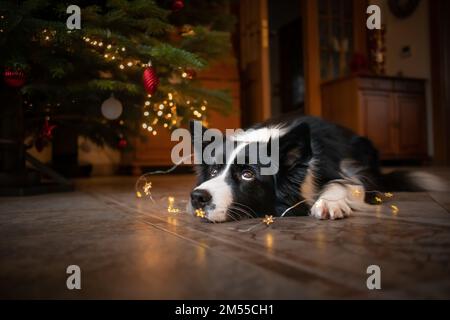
top-left (357, 78), bottom-right (393, 91)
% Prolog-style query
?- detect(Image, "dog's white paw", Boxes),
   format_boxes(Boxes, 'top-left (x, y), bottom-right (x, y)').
top-left (310, 198), bottom-right (352, 220)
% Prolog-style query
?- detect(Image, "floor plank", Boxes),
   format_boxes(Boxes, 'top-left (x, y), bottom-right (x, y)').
top-left (0, 173), bottom-right (449, 299)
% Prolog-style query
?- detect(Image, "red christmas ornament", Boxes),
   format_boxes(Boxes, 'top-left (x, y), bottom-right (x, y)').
top-left (3, 68), bottom-right (26, 88)
top-left (184, 68), bottom-right (197, 80)
top-left (172, 0), bottom-right (184, 11)
top-left (117, 137), bottom-right (128, 149)
top-left (41, 118), bottom-right (57, 140)
top-left (142, 66), bottom-right (159, 95)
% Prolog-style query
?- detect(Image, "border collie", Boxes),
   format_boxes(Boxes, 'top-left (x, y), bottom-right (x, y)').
top-left (187, 114), bottom-right (447, 223)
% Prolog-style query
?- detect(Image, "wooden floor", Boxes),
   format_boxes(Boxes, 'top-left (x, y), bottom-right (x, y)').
top-left (1, 169), bottom-right (450, 299)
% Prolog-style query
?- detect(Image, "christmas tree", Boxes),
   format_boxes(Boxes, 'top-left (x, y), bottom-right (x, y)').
top-left (0, 0), bottom-right (234, 193)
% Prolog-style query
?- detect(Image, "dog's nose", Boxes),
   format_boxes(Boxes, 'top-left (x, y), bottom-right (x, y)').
top-left (190, 189), bottom-right (212, 209)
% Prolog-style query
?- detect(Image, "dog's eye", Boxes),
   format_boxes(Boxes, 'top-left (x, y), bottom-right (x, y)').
top-left (241, 169), bottom-right (255, 181)
top-left (210, 168), bottom-right (219, 177)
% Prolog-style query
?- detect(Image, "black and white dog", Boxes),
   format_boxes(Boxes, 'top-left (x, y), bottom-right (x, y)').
top-left (188, 114), bottom-right (446, 222)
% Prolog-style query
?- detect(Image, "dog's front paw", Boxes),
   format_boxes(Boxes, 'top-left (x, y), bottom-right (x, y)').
top-left (310, 198), bottom-right (352, 220)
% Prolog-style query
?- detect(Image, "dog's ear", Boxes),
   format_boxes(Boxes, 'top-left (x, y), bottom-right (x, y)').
top-left (279, 122), bottom-right (312, 169)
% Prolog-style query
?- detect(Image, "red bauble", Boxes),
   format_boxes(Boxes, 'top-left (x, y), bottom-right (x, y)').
top-left (41, 118), bottom-right (57, 140)
top-left (117, 137), bottom-right (128, 149)
top-left (185, 68), bottom-right (197, 80)
top-left (142, 66), bottom-right (159, 95)
top-left (3, 68), bottom-right (26, 88)
top-left (172, 0), bottom-right (184, 11)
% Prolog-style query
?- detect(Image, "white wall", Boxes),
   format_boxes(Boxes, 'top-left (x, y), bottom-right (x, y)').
top-left (370, 0), bottom-right (433, 155)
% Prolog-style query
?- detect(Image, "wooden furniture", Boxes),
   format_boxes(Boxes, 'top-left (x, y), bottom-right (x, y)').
top-left (321, 75), bottom-right (427, 160)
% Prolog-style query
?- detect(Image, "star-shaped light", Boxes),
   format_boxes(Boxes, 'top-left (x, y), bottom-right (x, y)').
top-left (167, 196), bottom-right (180, 214)
top-left (390, 205), bottom-right (399, 214)
top-left (143, 182), bottom-right (152, 196)
top-left (262, 215), bottom-right (274, 226)
top-left (195, 208), bottom-right (206, 218)
top-left (374, 196), bottom-right (383, 204)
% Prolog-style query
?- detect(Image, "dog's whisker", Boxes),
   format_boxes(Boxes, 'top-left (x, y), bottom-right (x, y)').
top-left (226, 210), bottom-right (242, 222)
top-left (228, 205), bottom-right (255, 219)
top-left (230, 202), bottom-right (257, 217)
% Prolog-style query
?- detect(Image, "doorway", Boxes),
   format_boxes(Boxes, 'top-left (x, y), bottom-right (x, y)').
top-left (268, 0), bottom-right (305, 117)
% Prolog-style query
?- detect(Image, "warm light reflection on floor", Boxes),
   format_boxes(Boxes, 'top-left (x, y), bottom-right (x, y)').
top-left (265, 233), bottom-right (274, 253)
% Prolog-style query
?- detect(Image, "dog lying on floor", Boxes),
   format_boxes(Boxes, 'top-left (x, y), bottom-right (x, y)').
top-left (187, 114), bottom-right (446, 222)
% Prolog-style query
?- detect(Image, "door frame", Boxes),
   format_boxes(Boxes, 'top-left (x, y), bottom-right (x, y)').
top-left (238, 0), bottom-right (368, 122)
top-left (430, 0), bottom-right (450, 165)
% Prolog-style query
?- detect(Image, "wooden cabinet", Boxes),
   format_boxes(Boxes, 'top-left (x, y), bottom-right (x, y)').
top-left (322, 75), bottom-right (427, 160)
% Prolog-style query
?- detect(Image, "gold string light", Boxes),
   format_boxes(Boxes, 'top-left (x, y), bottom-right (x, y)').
top-left (143, 182), bottom-right (152, 196)
top-left (195, 208), bottom-right (206, 218)
top-left (390, 204), bottom-right (399, 214)
top-left (140, 92), bottom-right (201, 136)
top-left (262, 215), bottom-right (274, 226)
top-left (78, 33), bottom-right (208, 136)
top-left (167, 196), bottom-right (180, 214)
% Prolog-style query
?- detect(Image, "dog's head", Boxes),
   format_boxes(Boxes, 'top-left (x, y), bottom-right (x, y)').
top-left (187, 121), bottom-right (312, 222)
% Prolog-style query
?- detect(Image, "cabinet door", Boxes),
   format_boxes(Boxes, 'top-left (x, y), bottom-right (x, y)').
top-left (396, 93), bottom-right (427, 157)
top-left (362, 91), bottom-right (396, 157)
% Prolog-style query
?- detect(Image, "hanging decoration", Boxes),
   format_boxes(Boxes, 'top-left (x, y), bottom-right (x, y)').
top-left (3, 67), bottom-right (26, 88)
top-left (117, 135), bottom-right (128, 149)
top-left (182, 68), bottom-right (197, 80)
top-left (172, 0), bottom-right (185, 12)
top-left (41, 117), bottom-right (57, 140)
top-left (101, 94), bottom-right (123, 120)
top-left (142, 64), bottom-right (160, 95)
top-left (34, 117), bottom-right (57, 152)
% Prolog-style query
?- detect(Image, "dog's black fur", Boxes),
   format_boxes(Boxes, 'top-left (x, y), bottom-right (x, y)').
top-left (188, 113), bottom-right (445, 222)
